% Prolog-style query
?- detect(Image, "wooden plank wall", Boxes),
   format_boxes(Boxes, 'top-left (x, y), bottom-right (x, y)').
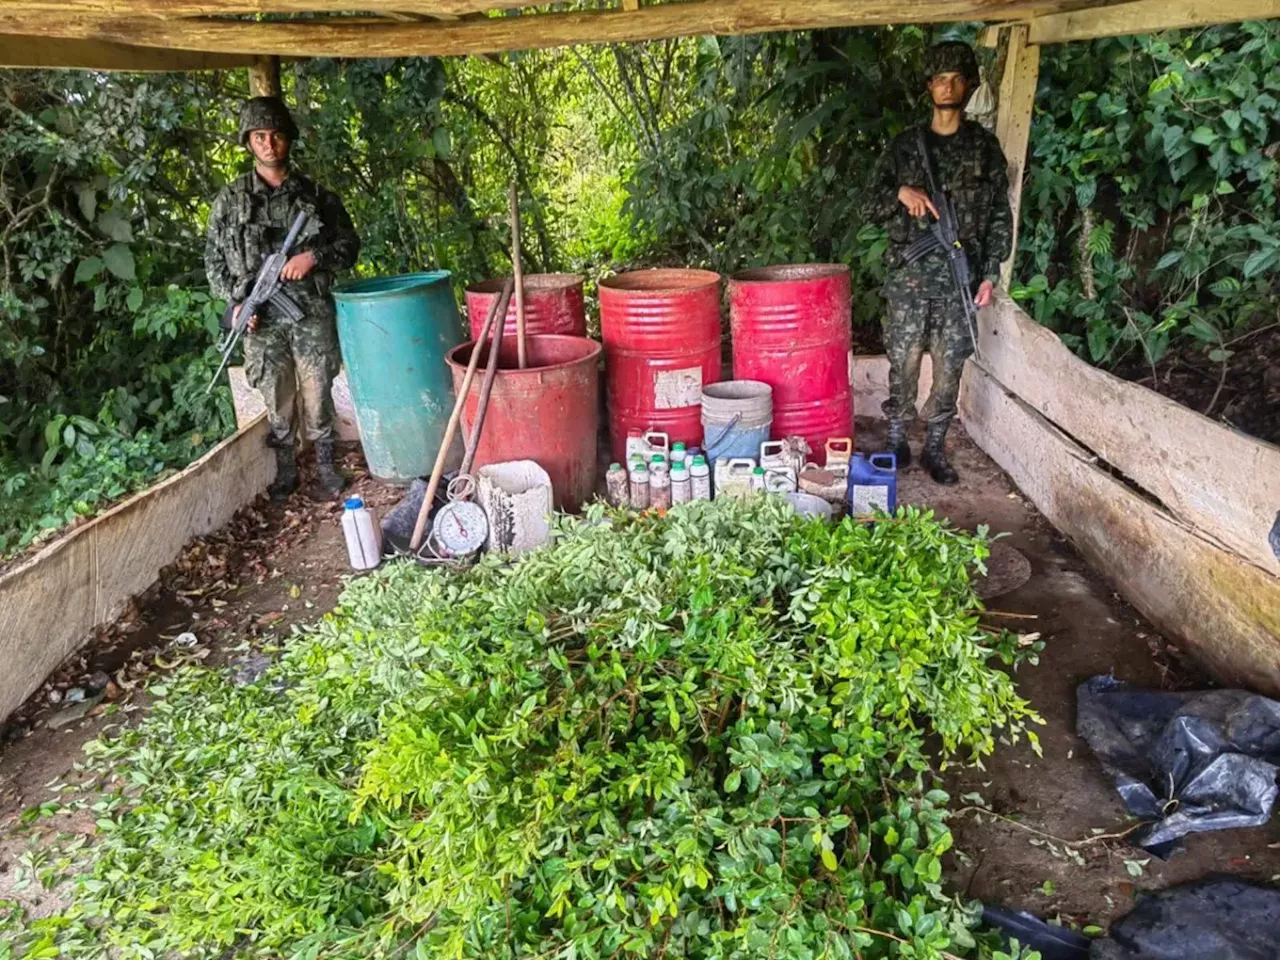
top-left (961, 296), bottom-right (1280, 694)
top-left (0, 416), bottom-right (275, 722)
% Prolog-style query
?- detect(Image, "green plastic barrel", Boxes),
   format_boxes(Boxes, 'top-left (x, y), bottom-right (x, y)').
top-left (333, 271), bottom-right (465, 483)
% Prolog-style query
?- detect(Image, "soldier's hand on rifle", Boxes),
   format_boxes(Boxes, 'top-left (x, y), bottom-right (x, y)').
top-left (280, 250), bottom-right (317, 281)
top-left (974, 280), bottom-right (995, 309)
top-left (898, 185), bottom-right (940, 220)
top-left (232, 303), bottom-right (259, 333)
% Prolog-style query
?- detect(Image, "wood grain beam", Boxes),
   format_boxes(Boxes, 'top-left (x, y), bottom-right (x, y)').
top-left (0, 0), bottom-right (521, 15)
top-left (0, 34), bottom-right (261, 70)
top-left (1029, 0), bottom-right (1280, 43)
top-left (993, 23), bottom-right (1039, 287)
top-left (0, 2), bottom-right (1126, 59)
top-left (248, 54), bottom-right (281, 94)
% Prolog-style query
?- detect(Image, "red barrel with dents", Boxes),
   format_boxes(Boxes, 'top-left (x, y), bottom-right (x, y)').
top-left (599, 269), bottom-right (722, 463)
top-left (729, 264), bottom-right (853, 453)
top-left (465, 273), bottom-right (586, 340)
top-left (446, 335), bottom-right (601, 511)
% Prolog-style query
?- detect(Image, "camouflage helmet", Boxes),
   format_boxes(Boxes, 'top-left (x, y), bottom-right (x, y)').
top-left (238, 96), bottom-right (298, 146)
top-left (923, 41), bottom-right (980, 88)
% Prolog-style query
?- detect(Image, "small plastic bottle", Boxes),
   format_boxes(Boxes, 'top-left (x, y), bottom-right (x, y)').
top-left (689, 454), bottom-right (712, 501)
top-left (606, 462), bottom-right (628, 507)
top-left (750, 466), bottom-right (767, 493)
top-left (670, 442), bottom-right (687, 467)
top-left (650, 455), bottom-right (672, 510)
top-left (629, 459), bottom-right (650, 509)
top-left (341, 496), bottom-right (381, 571)
top-left (670, 461), bottom-right (692, 505)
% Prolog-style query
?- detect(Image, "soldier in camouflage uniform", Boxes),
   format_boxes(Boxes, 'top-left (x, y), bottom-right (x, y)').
top-left (862, 42), bottom-right (1013, 484)
top-left (205, 97), bottom-right (360, 500)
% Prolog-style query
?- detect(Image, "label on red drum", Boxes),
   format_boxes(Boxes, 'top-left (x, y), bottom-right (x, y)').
top-left (653, 367), bottom-right (703, 410)
top-left (848, 349), bottom-right (855, 385)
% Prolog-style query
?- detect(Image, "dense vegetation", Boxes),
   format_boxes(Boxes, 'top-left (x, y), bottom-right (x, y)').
top-left (0, 498), bottom-right (1043, 959)
top-left (2, 21), bottom-right (1277, 557)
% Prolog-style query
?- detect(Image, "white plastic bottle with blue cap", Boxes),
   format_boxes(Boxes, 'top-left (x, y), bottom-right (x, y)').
top-left (341, 496), bottom-right (382, 570)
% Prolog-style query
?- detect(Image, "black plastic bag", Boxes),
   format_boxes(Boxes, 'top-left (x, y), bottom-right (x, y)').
top-left (1091, 877), bottom-right (1280, 959)
top-left (982, 905), bottom-right (1090, 960)
top-left (1076, 675), bottom-right (1280, 850)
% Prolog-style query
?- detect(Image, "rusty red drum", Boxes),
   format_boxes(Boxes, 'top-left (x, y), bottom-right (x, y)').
top-left (728, 264), bottom-right (853, 454)
top-left (465, 273), bottom-right (586, 340)
top-left (598, 269), bottom-right (723, 463)
top-left (446, 335), bottom-right (601, 511)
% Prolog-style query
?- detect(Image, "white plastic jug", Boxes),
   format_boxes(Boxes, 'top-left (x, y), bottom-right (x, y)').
top-left (341, 496), bottom-right (382, 571)
top-left (714, 457), bottom-right (757, 500)
top-left (625, 430), bottom-right (671, 464)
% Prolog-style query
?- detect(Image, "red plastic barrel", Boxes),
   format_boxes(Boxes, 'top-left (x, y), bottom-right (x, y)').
top-left (599, 269), bottom-right (722, 463)
top-left (728, 264), bottom-right (853, 454)
top-left (447, 335), bottom-right (601, 511)
top-left (465, 273), bottom-right (586, 340)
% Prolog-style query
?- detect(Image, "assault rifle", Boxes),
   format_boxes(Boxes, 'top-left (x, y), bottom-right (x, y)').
top-left (206, 210), bottom-right (309, 394)
top-left (901, 129), bottom-right (982, 359)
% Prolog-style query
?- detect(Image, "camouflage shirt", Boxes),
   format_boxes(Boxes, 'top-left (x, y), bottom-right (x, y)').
top-left (862, 120), bottom-right (1013, 298)
top-left (204, 168), bottom-right (360, 310)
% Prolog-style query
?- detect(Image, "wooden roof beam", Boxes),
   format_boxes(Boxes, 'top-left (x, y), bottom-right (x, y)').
top-left (0, 0), bottom-right (520, 15)
top-left (0, 34), bottom-right (263, 70)
top-left (0, 1), bottom-right (1118, 58)
top-left (1028, 0), bottom-right (1280, 43)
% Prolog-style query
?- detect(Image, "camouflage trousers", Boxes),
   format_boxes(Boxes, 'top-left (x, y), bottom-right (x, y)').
top-left (881, 296), bottom-right (974, 424)
top-left (244, 306), bottom-right (341, 448)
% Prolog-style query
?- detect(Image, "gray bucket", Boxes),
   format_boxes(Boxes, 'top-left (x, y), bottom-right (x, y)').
top-left (702, 380), bottom-right (773, 461)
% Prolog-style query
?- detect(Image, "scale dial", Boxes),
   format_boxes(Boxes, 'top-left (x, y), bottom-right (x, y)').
top-left (432, 500), bottom-right (488, 557)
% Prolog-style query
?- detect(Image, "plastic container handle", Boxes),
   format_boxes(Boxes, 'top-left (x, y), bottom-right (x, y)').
top-left (727, 459), bottom-right (755, 477)
top-left (760, 440), bottom-right (786, 461)
top-left (644, 431), bottom-right (670, 455)
top-left (702, 412), bottom-right (742, 459)
top-left (869, 453), bottom-right (897, 473)
top-left (826, 438), bottom-right (852, 458)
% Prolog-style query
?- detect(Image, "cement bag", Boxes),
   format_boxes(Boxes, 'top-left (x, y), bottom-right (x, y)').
top-left (477, 460), bottom-right (553, 556)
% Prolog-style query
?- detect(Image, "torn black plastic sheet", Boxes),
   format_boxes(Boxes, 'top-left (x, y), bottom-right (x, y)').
top-left (1076, 675), bottom-right (1280, 850)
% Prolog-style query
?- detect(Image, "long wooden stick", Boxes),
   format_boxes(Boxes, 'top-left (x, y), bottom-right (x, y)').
top-left (508, 183), bottom-right (527, 370)
top-left (408, 277), bottom-right (513, 552)
top-left (460, 280), bottom-right (513, 477)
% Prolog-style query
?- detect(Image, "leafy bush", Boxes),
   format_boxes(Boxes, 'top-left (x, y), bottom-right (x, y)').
top-left (7, 499), bottom-right (1041, 959)
top-left (1014, 21), bottom-right (1280, 377)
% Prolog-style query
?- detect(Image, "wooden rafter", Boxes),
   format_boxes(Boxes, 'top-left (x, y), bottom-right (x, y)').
top-left (1029, 0), bottom-right (1280, 43)
top-left (0, 1), bottom-right (1126, 59)
top-left (0, 0), bottom-right (521, 15)
top-left (0, 34), bottom-right (262, 70)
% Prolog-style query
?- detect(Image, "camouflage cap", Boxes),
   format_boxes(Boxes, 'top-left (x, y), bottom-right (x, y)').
top-left (238, 96), bottom-right (299, 146)
top-left (923, 41), bottom-right (980, 86)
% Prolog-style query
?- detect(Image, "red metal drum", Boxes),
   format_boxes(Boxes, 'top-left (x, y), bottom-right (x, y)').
top-left (465, 273), bottom-right (586, 340)
top-left (446, 335), bottom-right (601, 511)
top-left (598, 269), bottom-right (723, 463)
top-left (728, 264), bottom-right (853, 454)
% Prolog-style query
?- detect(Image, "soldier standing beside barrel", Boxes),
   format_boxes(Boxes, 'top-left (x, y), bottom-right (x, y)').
top-left (205, 96), bottom-right (360, 500)
top-left (862, 41), bottom-right (1013, 484)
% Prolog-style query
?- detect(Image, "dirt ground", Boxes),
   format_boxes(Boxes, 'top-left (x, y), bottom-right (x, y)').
top-left (3, 425), bottom-right (1279, 936)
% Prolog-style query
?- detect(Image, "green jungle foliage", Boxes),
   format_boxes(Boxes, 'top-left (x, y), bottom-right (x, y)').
top-left (2, 20), bottom-right (1277, 558)
top-left (0, 498), bottom-right (1044, 959)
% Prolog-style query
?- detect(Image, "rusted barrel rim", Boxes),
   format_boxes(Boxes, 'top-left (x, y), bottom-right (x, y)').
top-left (599, 268), bottom-right (722, 293)
top-left (466, 273), bottom-right (585, 295)
top-left (730, 264), bottom-right (850, 284)
top-left (445, 333), bottom-right (602, 376)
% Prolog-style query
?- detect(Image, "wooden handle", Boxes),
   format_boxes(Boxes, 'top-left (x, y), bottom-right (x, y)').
top-left (408, 277), bottom-right (513, 552)
top-left (509, 184), bottom-right (527, 370)
top-left (459, 279), bottom-right (514, 477)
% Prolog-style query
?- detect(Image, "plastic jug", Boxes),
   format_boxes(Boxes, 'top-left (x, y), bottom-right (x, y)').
top-left (341, 496), bottom-right (382, 570)
top-left (845, 453), bottom-right (897, 517)
top-left (626, 430), bottom-right (670, 464)
top-left (759, 439), bottom-right (799, 492)
top-left (714, 457), bottom-right (756, 500)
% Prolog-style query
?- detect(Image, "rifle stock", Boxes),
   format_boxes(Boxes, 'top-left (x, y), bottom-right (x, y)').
top-left (205, 210), bottom-right (310, 395)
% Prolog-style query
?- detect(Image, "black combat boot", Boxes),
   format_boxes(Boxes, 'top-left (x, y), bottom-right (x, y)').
top-left (883, 420), bottom-right (912, 469)
top-left (921, 419), bottom-right (959, 485)
top-left (312, 439), bottom-right (347, 500)
top-left (269, 444), bottom-right (299, 501)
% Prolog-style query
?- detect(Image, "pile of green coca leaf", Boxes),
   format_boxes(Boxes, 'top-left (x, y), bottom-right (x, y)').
top-left (10, 497), bottom-right (1042, 959)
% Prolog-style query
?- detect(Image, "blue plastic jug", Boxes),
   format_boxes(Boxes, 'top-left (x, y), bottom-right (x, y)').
top-left (845, 453), bottom-right (897, 517)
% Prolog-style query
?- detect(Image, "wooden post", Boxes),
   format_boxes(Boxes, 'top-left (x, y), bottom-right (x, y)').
top-left (993, 24), bottom-right (1039, 289)
top-left (248, 55), bottom-right (281, 97)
